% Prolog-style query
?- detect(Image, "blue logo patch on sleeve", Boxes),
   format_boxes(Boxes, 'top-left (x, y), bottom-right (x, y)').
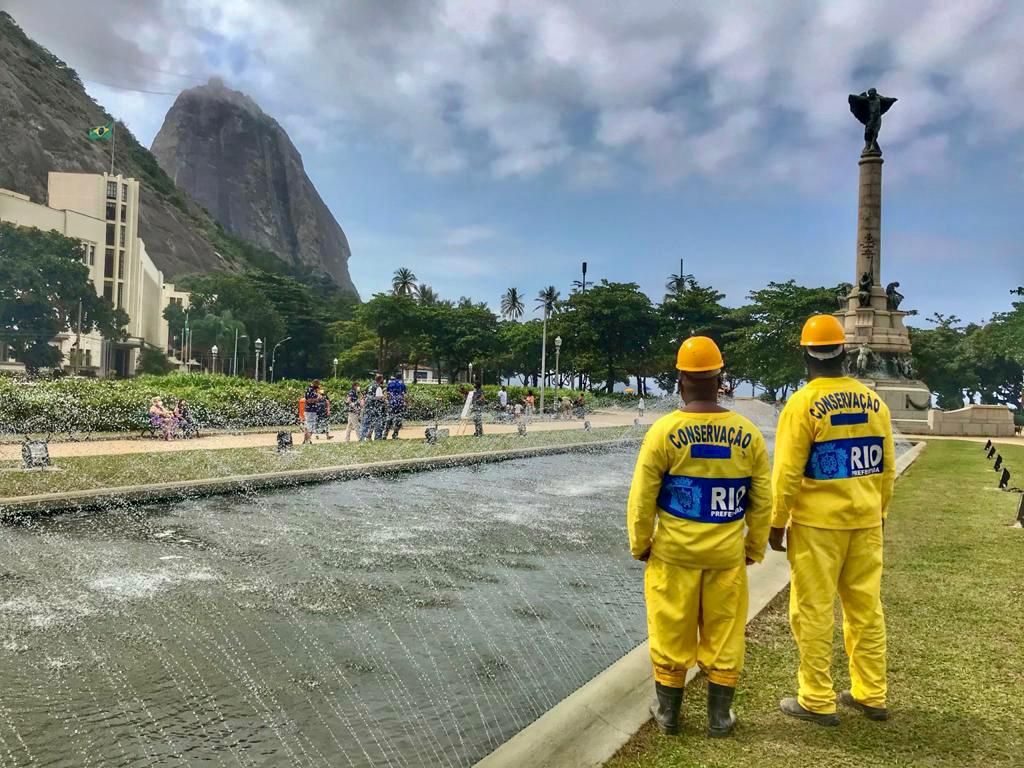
top-left (831, 412), bottom-right (869, 426)
top-left (805, 436), bottom-right (884, 480)
top-left (657, 475), bottom-right (751, 523)
top-left (690, 444), bottom-right (732, 459)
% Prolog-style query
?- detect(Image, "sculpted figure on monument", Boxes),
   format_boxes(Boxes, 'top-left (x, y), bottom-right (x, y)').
top-left (886, 281), bottom-right (904, 310)
top-left (858, 271), bottom-right (873, 308)
top-left (837, 282), bottom-right (853, 310)
top-left (848, 88), bottom-right (897, 154)
top-left (856, 344), bottom-right (872, 377)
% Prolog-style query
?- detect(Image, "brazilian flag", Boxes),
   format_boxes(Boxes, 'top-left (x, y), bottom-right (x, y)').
top-left (87, 122), bottom-right (113, 142)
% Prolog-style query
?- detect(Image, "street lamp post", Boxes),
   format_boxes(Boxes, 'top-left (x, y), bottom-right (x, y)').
top-left (270, 337), bottom-right (292, 384)
top-left (211, 345), bottom-right (218, 374)
top-left (554, 336), bottom-right (562, 406)
top-left (233, 330), bottom-right (247, 376)
top-left (333, 357), bottom-right (339, 379)
top-left (254, 338), bottom-right (263, 381)
top-left (468, 362), bottom-right (474, 385)
top-left (539, 305), bottom-right (548, 417)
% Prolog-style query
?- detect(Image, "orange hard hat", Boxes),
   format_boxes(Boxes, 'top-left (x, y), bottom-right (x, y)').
top-left (676, 336), bottom-right (724, 373)
top-left (800, 314), bottom-right (846, 347)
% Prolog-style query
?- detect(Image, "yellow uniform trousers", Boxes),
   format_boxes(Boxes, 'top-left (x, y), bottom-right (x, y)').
top-left (788, 523), bottom-right (887, 713)
top-left (645, 556), bottom-right (748, 688)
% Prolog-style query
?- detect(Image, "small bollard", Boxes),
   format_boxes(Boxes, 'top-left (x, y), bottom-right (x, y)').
top-left (634, 418), bottom-right (641, 427)
top-left (987, 445), bottom-right (996, 460)
top-left (1017, 494), bottom-right (1024, 526)
top-left (583, 420), bottom-right (592, 432)
top-left (984, 439), bottom-right (993, 451)
top-left (994, 454), bottom-right (1003, 472)
top-left (425, 427), bottom-right (449, 444)
top-left (517, 423), bottom-right (527, 436)
top-left (276, 431), bottom-right (293, 451)
top-left (999, 468), bottom-right (1010, 491)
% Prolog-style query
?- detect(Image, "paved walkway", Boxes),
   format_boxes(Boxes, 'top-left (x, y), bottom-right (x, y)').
top-left (0, 410), bottom-right (656, 461)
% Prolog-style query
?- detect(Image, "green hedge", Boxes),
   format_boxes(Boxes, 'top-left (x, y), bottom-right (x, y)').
top-left (0, 375), bottom-right (599, 435)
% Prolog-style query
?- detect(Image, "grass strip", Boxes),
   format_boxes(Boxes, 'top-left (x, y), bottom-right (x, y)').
top-left (0, 425), bottom-right (642, 499)
top-left (606, 440), bottom-right (1024, 768)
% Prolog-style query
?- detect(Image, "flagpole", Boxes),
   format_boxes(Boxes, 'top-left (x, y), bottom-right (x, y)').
top-left (109, 122), bottom-right (115, 175)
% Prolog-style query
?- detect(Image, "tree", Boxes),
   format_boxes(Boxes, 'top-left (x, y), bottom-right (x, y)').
top-left (665, 270), bottom-right (696, 298)
top-left (417, 284), bottom-right (439, 306)
top-left (137, 345), bottom-right (174, 375)
top-left (392, 267), bottom-right (418, 297)
top-left (0, 223), bottom-right (128, 373)
top-left (536, 286), bottom-right (560, 316)
top-left (910, 314), bottom-right (972, 409)
top-left (501, 287), bottom-right (525, 320)
top-left (564, 281), bottom-right (660, 393)
top-left (726, 281), bottom-right (842, 401)
top-left (657, 276), bottom-right (734, 390)
top-left (357, 293), bottom-right (420, 372)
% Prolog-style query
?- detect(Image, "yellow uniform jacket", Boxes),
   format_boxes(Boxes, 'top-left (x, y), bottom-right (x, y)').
top-left (628, 410), bottom-right (772, 570)
top-left (772, 376), bottom-right (896, 530)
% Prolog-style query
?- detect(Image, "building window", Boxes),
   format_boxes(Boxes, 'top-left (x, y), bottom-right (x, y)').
top-left (106, 181), bottom-right (117, 199)
top-left (103, 281), bottom-right (113, 302)
top-left (117, 255), bottom-right (124, 279)
top-left (117, 284), bottom-right (124, 309)
top-left (85, 349), bottom-right (92, 367)
top-left (119, 227), bottom-right (125, 247)
top-left (121, 185), bottom-right (127, 202)
top-left (106, 202), bottom-right (116, 221)
top-left (88, 244), bottom-right (96, 266)
top-left (120, 205), bottom-right (126, 223)
top-left (106, 223), bottom-right (115, 246)
top-left (104, 249), bottom-right (114, 278)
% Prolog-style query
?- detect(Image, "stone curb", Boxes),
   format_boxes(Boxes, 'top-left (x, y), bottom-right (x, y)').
top-left (0, 437), bottom-right (641, 518)
top-left (474, 440), bottom-right (928, 768)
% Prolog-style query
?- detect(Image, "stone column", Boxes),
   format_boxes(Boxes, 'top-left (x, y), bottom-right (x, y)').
top-left (855, 151), bottom-right (883, 287)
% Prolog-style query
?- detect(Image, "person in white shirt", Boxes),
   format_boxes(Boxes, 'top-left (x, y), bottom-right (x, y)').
top-left (498, 385), bottom-right (508, 411)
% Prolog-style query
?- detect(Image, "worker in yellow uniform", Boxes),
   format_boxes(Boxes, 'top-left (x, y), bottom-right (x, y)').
top-left (628, 337), bottom-right (771, 738)
top-left (769, 314), bottom-right (896, 726)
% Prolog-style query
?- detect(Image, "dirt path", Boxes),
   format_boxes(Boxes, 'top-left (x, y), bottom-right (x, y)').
top-left (0, 410), bottom-right (655, 460)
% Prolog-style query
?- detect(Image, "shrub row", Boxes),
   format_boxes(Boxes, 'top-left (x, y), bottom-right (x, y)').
top-left (0, 374), bottom-right (608, 435)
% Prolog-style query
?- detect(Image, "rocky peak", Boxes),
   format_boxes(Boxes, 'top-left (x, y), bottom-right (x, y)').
top-left (152, 79), bottom-right (357, 295)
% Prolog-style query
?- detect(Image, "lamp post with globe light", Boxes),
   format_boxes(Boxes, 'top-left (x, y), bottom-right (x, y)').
top-left (211, 345), bottom-right (218, 374)
top-left (333, 357), bottom-right (338, 379)
top-left (254, 338), bottom-right (263, 381)
top-left (554, 336), bottom-right (562, 409)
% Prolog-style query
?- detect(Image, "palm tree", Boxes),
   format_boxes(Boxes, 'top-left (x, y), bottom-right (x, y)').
top-left (501, 287), bottom-right (525, 320)
top-left (392, 267), bottom-right (418, 297)
top-left (536, 286), bottom-right (560, 315)
top-left (535, 286), bottom-right (560, 416)
top-left (665, 270), bottom-right (694, 297)
top-left (417, 283), bottom-right (439, 306)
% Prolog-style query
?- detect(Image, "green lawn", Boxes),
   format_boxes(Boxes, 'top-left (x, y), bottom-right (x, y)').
top-left (0, 424), bottom-right (642, 499)
top-left (607, 440), bottom-right (1024, 768)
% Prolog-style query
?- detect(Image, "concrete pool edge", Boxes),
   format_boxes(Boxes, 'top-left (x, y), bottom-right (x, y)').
top-left (474, 439), bottom-right (928, 768)
top-left (0, 436), bottom-right (642, 517)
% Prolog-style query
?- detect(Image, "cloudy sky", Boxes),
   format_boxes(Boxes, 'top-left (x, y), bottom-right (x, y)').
top-left (5, 0), bottom-right (1023, 324)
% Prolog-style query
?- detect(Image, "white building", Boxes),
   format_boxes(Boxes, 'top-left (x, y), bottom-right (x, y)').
top-left (0, 172), bottom-right (188, 377)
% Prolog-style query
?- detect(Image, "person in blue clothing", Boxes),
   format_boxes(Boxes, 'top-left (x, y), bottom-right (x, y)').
top-left (303, 379), bottom-right (323, 445)
top-left (385, 373), bottom-right (408, 439)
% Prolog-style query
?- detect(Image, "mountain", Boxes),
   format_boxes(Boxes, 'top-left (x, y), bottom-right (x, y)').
top-left (152, 79), bottom-right (356, 295)
top-left (0, 12), bottom-right (343, 291)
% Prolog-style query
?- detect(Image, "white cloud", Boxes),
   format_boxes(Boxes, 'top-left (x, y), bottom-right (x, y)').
top-left (9, 0), bottom-right (1024, 190)
top-left (445, 226), bottom-right (496, 247)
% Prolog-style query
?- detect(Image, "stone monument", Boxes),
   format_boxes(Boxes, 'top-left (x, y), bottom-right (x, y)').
top-left (837, 89), bottom-right (933, 433)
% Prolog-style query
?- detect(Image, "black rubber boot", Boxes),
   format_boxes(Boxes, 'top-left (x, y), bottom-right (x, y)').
top-left (779, 697), bottom-right (840, 726)
top-left (706, 683), bottom-right (738, 738)
top-left (839, 690), bottom-right (890, 721)
top-left (649, 682), bottom-right (684, 735)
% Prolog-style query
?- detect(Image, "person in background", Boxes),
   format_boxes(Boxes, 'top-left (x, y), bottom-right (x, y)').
top-left (627, 337), bottom-right (771, 738)
top-left (471, 381), bottom-right (486, 437)
top-left (386, 372), bottom-right (407, 440)
top-left (574, 393), bottom-right (586, 419)
top-left (303, 379), bottom-right (322, 445)
top-left (498, 385), bottom-right (509, 412)
top-left (770, 314), bottom-right (895, 727)
top-left (316, 384), bottom-right (332, 440)
top-left (360, 374), bottom-right (387, 441)
top-left (638, 394), bottom-right (646, 419)
top-left (149, 397), bottom-right (174, 440)
top-left (173, 398), bottom-right (196, 438)
top-left (345, 382), bottom-right (363, 442)
top-left (525, 390), bottom-right (536, 422)
top-left (559, 395), bottom-right (572, 419)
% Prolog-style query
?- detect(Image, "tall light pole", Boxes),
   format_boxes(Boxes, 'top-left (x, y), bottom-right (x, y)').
top-left (581, 261), bottom-right (587, 294)
top-left (211, 344), bottom-right (218, 374)
top-left (539, 304), bottom-right (548, 417)
top-left (468, 362), bottom-right (474, 385)
top-left (270, 336), bottom-right (291, 383)
top-left (333, 357), bottom-right (338, 379)
top-left (554, 335), bottom-right (562, 401)
top-left (254, 338), bottom-right (263, 381)
top-left (233, 330), bottom-right (247, 376)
